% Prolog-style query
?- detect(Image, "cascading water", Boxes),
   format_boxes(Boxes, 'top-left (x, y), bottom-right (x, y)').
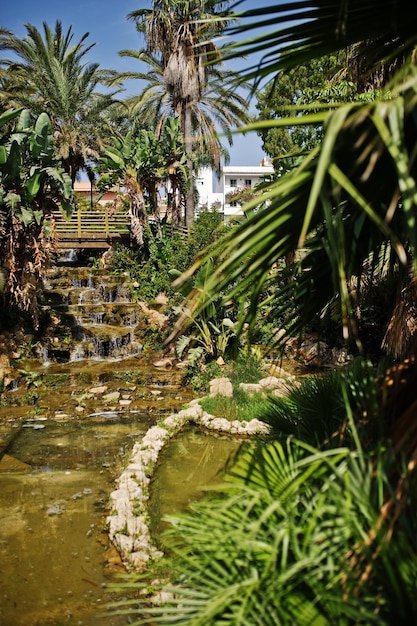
top-left (0, 262), bottom-right (254, 626)
top-left (40, 267), bottom-right (149, 363)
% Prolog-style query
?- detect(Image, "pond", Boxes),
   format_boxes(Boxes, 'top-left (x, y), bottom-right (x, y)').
top-left (150, 426), bottom-right (245, 539)
top-left (0, 414), bottom-right (150, 626)
top-left (0, 265), bottom-right (255, 624)
top-left (0, 409), bottom-right (242, 625)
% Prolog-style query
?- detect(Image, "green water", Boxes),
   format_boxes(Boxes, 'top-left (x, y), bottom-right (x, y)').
top-left (0, 415), bottom-right (151, 626)
top-left (0, 414), bottom-right (242, 625)
top-left (150, 426), bottom-right (244, 539)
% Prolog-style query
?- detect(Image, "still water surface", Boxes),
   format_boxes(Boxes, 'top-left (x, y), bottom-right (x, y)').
top-left (0, 415), bottom-right (150, 626)
top-left (0, 416), bottom-right (241, 625)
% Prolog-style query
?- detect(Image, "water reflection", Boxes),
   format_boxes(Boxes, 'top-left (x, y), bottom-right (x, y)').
top-left (150, 426), bottom-right (245, 540)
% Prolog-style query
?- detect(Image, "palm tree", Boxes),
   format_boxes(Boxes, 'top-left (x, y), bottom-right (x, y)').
top-left (109, 48), bottom-right (250, 178)
top-left (175, 0), bottom-right (417, 360)
top-left (107, 2), bottom-right (417, 623)
top-left (0, 21), bottom-right (119, 183)
top-left (126, 0), bottom-right (244, 226)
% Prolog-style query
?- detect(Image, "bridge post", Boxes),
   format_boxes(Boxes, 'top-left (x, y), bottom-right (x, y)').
top-left (105, 209), bottom-right (109, 237)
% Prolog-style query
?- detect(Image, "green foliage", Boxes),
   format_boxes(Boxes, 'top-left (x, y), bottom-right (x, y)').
top-left (261, 358), bottom-right (379, 448)
top-left (255, 52), bottom-right (355, 166)
top-left (199, 389), bottom-right (269, 422)
top-left (228, 349), bottom-right (266, 386)
top-left (98, 118), bottom-right (190, 216)
top-left (0, 108), bottom-right (73, 327)
top-left (117, 424), bottom-right (417, 625)
top-left (184, 359), bottom-right (223, 393)
top-left (109, 210), bottom-right (227, 303)
top-left (1, 20), bottom-right (117, 182)
top-left (0, 109), bottom-right (73, 221)
top-left (184, 348), bottom-right (265, 394)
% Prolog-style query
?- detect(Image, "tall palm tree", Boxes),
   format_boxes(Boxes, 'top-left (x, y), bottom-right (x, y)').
top-left (106, 2), bottom-right (417, 624)
top-left (109, 48), bottom-right (250, 179)
top-left (126, 0), bottom-right (243, 226)
top-left (176, 0), bottom-right (417, 359)
top-left (0, 21), bottom-right (119, 183)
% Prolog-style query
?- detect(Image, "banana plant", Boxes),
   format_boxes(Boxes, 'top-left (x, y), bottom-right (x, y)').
top-left (0, 109), bottom-right (73, 224)
top-left (173, 258), bottom-right (237, 364)
top-left (0, 108), bottom-right (73, 327)
top-left (97, 117), bottom-right (190, 243)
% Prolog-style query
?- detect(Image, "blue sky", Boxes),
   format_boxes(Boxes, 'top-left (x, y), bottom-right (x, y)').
top-left (2, 0), bottom-right (276, 166)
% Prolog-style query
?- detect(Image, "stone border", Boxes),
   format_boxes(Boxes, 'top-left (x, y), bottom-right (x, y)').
top-left (107, 399), bottom-right (269, 572)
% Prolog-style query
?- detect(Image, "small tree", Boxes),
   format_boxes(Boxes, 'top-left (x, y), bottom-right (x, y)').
top-left (0, 109), bottom-right (73, 328)
top-left (98, 118), bottom-right (189, 243)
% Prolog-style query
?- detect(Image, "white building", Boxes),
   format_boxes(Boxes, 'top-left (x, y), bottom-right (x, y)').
top-left (197, 160), bottom-right (274, 219)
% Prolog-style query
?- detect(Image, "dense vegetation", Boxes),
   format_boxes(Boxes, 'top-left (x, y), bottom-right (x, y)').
top-left (2, 0), bottom-right (417, 624)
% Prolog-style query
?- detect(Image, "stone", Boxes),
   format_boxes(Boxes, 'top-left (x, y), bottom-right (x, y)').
top-left (88, 385), bottom-right (108, 395)
top-left (154, 293), bottom-right (168, 306)
top-left (209, 377), bottom-right (233, 397)
top-left (0, 454), bottom-right (31, 472)
top-left (153, 358), bottom-right (173, 368)
top-left (259, 376), bottom-right (292, 395)
top-left (239, 382), bottom-right (262, 395)
top-left (103, 391), bottom-right (121, 402)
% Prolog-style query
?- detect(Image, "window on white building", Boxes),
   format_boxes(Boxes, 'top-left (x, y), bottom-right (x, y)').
top-left (230, 178), bottom-right (237, 187)
top-left (245, 179), bottom-right (252, 186)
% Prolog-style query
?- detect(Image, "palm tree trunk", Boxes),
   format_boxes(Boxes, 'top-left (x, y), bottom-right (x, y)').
top-left (183, 102), bottom-right (195, 227)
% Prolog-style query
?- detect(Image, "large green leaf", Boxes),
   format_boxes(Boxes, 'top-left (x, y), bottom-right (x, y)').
top-left (0, 146), bottom-right (7, 165)
top-left (31, 113), bottom-right (53, 159)
top-left (0, 107), bottom-right (23, 129)
top-left (26, 171), bottom-right (41, 198)
top-left (19, 206), bottom-right (34, 226)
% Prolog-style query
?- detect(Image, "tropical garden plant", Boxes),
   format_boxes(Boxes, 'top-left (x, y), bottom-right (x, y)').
top-left (178, 1), bottom-right (417, 361)
top-left (108, 1), bottom-right (417, 623)
top-left (98, 117), bottom-right (190, 244)
top-left (0, 108), bottom-right (73, 329)
top-left (0, 21), bottom-right (118, 182)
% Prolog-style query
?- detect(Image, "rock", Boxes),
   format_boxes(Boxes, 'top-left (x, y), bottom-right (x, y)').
top-left (100, 247), bottom-right (115, 270)
top-left (298, 339), bottom-right (330, 364)
top-left (88, 385), bottom-right (108, 395)
top-left (154, 293), bottom-right (168, 307)
top-left (153, 358), bottom-right (173, 368)
top-left (259, 376), bottom-right (292, 395)
top-left (55, 412), bottom-right (70, 420)
top-left (330, 347), bottom-right (352, 366)
top-left (0, 454), bottom-right (31, 472)
top-left (209, 377), bottom-right (233, 397)
top-left (119, 399), bottom-right (132, 406)
top-left (103, 391), bottom-right (121, 402)
top-left (139, 302), bottom-right (169, 330)
top-left (239, 382), bottom-right (262, 395)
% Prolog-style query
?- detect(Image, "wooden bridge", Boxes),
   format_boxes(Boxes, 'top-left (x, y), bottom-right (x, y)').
top-left (53, 208), bottom-right (131, 249)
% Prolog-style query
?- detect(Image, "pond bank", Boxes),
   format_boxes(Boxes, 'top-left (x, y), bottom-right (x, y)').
top-left (106, 375), bottom-right (291, 572)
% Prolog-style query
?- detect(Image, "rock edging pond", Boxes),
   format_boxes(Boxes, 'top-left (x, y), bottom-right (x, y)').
top-left (107, 397), bottom-right (269, 572)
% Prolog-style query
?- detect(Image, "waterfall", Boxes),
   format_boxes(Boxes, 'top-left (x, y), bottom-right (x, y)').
top-left (41, 267), bottom-right (147, 363)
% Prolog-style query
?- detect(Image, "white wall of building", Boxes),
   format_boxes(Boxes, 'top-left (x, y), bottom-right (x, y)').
top-left (196, 162), bottom-right (274, 218)
top-left (195, 167), bottom-right (215, 209)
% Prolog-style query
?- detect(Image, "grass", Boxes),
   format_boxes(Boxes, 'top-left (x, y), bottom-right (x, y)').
top-left (199, 387), bottom-right (269, 422)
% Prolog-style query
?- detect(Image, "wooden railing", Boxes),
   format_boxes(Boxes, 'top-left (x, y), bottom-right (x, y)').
top-left (52, 208), bottom-right (131, 249)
